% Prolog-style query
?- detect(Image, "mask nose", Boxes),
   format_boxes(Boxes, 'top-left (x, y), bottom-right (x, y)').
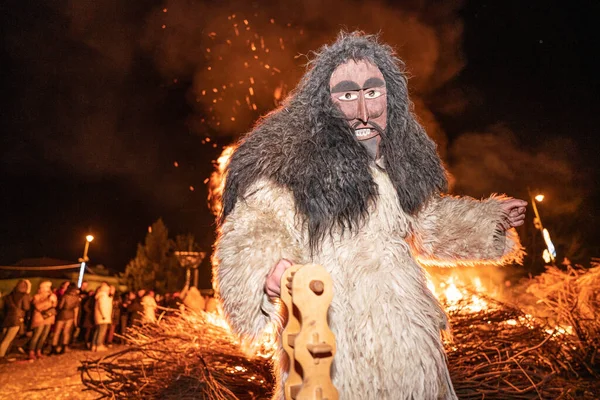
top-left (356, 91), bottom-right (369, 124)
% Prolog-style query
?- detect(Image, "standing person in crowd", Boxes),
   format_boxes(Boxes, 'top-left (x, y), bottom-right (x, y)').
top-left (162, 293), bottom-right (171, 308)
top-left (205, 296), bottom-right (219, 314)
top-left (92, 283), bottom-right (112, 352)
top-left (181, 286), bottom-right (205, 313)
top-left (81, 290), bottom-right (96, 348)
top-left (141, 290), bottom-right (158, 323)
top-left (166, 291), bottom-right (184, 314)
top-left (76, 282), bottom-right (89, 340)
top-left (120, 292), bottom-right (133, 335)
top-left (0, 280), bottom-right (31, 359)
top-left (29, 281), bottom-right (57, 360)
top-left (51, 285), bottom-right (80, 354)
top-left (127, 290), bottom-right (145, 327)
top-left (106, 285), bottom-right (121, 347)
top-left (55, 281), bottom-right (70, 300)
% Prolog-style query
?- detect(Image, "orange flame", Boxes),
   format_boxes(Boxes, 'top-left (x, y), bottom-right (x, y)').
top-left (205, 148), bottom-right (574, 349)
top-left (208, 145), bottom-right (235, 216)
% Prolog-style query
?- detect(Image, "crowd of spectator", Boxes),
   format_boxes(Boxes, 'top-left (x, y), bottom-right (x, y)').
top-left (0, 279), bottom-right (218, 362)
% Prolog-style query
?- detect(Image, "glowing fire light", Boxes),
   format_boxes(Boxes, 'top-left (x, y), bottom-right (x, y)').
top-left (202, 308), bottom-right (278, 358)
top-left (204, 148), bottom-right (579, 363)
top-left (426, 268), bottom-right (494, 313)
top-left (208, 146), bottom-right (235, 216)
top-left (443, 277), bottom-right (462, 304)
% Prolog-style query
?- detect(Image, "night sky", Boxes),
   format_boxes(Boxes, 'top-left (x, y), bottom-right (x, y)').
top-left (1, 0), bottom-right (599, 275)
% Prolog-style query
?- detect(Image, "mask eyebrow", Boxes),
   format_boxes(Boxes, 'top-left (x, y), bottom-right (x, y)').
top-left (363, 77), bottom-right (385, 89)
top-left (330, 80), bottom-right (361, 93)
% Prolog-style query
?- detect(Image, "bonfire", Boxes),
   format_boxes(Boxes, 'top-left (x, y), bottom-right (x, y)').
top-left (81, 148), bottom-right (599, 399)
top-left (81, 262), bottom-right (600, 399)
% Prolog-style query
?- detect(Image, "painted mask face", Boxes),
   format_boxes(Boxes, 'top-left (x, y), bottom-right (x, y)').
top-left (330, 59), bottom-right (387, 148)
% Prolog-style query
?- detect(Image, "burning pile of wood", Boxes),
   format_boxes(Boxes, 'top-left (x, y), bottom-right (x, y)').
top-left (448, 261), bottom-right (600, 399)
top-left (80, 263), bottom-right (600, 399)
top-left (447, 297), bottom-right (597, 399)
top-left (80, 310), bottom-right (275, 399)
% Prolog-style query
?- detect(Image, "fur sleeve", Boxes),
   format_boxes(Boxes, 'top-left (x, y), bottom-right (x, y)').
top-left (213, 179), bottom-right (303, 343)
top-left (411, 194), bottom-right (524, 267)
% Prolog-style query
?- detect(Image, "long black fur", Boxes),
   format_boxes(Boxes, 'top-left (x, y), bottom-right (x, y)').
top-left (220, 32), bottom-right (448, 252)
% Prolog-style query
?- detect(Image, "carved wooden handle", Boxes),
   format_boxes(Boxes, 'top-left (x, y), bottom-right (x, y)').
top-left (281, 264), bottom-right (338, 400)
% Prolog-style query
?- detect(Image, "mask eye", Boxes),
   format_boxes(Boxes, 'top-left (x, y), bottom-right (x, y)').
top-left (364, 90), bottom-right (382, 99)
top-left (338, 92), bottom-right (358, 101)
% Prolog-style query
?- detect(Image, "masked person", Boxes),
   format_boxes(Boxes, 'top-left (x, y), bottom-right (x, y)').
top-left (213, 32), bottom-right (526, 400)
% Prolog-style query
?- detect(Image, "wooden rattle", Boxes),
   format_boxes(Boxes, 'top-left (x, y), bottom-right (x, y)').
top-left (281, 264), bottom-right (338, 400)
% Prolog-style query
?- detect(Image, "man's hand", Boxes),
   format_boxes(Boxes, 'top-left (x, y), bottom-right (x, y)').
top-left (498, 198), bottom-right (527, 230)
top-left (264, 259), bottom-right (293, 298)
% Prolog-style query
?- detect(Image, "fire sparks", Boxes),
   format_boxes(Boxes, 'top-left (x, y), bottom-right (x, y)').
top-left (174, 12), bottom-right (292, 133)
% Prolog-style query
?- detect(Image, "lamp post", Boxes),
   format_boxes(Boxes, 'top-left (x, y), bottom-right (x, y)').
top-left (529, 193), bottom-right (556, 264)
top-left (78, 235), bottom-right (94, 288)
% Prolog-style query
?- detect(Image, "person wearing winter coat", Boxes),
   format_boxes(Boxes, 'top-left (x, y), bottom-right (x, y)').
top-left (81, 290), bottom-right (95, 347)
top-left (51, 285), bottom-right (80, 354)
top-left (126, 291), bottom-right (145, 327)
top-left (106, 285), bottom-right (121, 345)
top-left (92, 283), bottom-right (112, 352)
top-left (141, 290), bottom-right (158, 323)
top-left (166, 291), bottom-right (184, 314)
top-left (205, 296), bottom-right (219, 314)
top-left (29, 281), bottom-right (57, 359)
top-left (0, 280), bottom-right (31, 358)
top-left (120, 292), bottom-right (133, 333)
top-left (181, 286), bottom-right (205, 313)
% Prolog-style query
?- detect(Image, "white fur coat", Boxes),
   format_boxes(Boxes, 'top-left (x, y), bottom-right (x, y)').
top-left (213, 166), bottom-right (522, 400)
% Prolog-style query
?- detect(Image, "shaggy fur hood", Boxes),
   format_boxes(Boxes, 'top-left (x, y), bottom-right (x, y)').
top-left (221, 32), bottom-right (447, 251)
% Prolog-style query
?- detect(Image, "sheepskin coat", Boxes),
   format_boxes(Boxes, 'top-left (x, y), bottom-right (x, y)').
top-left (94, 287), bottom-right (113, 325)
top-left (214, 166), bottom-right (522, 400)
top-left (31, 290), bottom-right (57, 329)
top-left (214, 32), bottom-right (523, 400)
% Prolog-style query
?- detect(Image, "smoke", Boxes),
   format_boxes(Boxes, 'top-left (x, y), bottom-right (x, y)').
top-left (447, 125), bottom-right (595, 261)
top-left (4, 0), bottom-right (590, 217)
top-left (3, 0), bottom-right (464, 181)
top-left (2, 0), bottom-right (464, 191)
top-left (141, 0), bottom-right (465, 145)
top-left (4, 1), bottom-right (596, 266)
top-left (449, 125), bottom-right (584, 214)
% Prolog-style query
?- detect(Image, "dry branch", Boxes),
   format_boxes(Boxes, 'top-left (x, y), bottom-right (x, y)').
top-left (80, 311), bottom-right (274, 399)
top-left (81, 264), bottom-right (600, 399)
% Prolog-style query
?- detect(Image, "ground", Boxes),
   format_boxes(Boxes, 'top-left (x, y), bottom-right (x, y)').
top-left (0, 346), bottom-right (119, 400)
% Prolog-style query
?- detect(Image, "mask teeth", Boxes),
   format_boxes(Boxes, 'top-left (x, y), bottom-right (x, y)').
top-left (355, 128), bottom-right (371, 137)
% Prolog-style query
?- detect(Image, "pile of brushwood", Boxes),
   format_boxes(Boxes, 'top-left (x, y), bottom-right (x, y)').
top-left (449, 262), bottom-right (600, 399)
top-left (81, 263), bottom-right (599, 399)
top-left (80, 311), bottom-right (274, 399)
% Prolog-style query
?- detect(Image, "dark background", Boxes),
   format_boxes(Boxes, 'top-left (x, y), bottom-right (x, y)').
top-left (1, 0), bottom-right (598, 283)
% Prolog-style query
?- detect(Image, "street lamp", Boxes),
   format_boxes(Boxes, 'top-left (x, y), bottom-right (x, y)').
top-left (78, 235), bottom-right (94, 288)
top-left (529, 193), bottom-right (556, 264)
